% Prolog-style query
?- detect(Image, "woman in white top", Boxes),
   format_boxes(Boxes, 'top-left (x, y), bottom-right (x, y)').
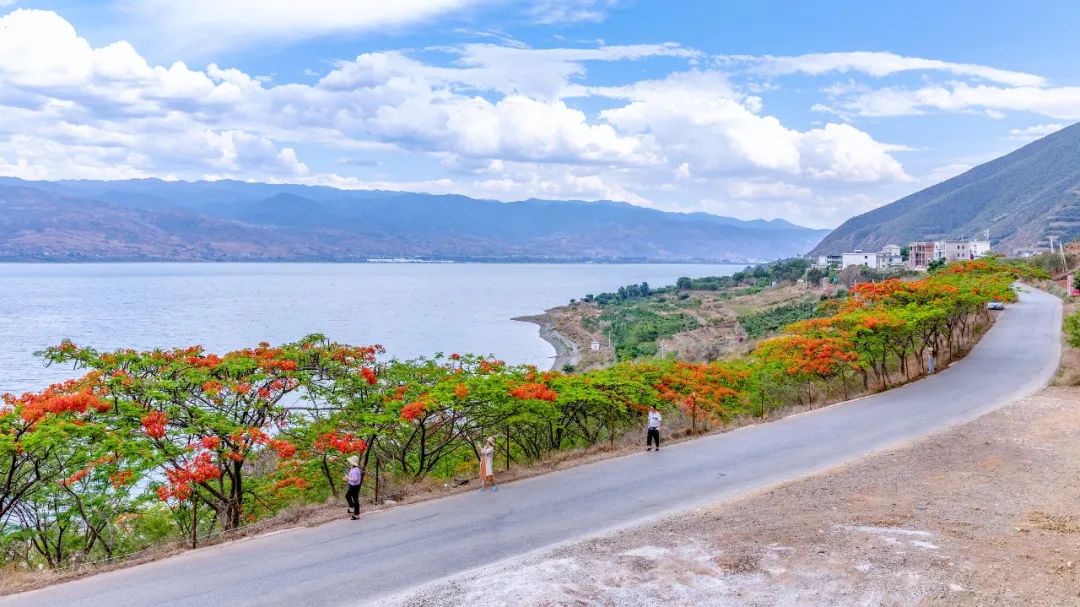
top-left (479, 436), bottom-right (497, 492)
top-left (343, 455), bottom-right (362, 519)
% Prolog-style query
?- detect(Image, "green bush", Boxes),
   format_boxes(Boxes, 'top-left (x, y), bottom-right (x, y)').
top-left (738, 300), bottom-right (822, 339)
top-left (600, 306), bottom-right (699, 360)
top-left (1066, 310), bottom-right (1080, 348)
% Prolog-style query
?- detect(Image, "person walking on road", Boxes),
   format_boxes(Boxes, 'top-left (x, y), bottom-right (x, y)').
top-left (646, 406), bottom-right (662, 452)
top-left (479, 436), bottom-right (498, 491)
top-left (344, 455), bottom-right (362, 520)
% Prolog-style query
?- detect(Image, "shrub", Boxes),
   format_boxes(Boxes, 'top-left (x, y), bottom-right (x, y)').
top-left (1066, 310), bottom-right (1080, 349)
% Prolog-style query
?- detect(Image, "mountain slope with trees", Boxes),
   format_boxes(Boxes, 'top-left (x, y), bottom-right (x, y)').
top-left (811, 121), bottom-right (1080, 255)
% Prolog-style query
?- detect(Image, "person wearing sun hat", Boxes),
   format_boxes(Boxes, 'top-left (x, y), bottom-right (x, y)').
top-left (343, 455), bottom-right (362, 520)
top-left (478, 436), bottom-right (497, 492)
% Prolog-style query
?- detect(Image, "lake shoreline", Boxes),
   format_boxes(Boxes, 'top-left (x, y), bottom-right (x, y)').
top-left (513, 314), bottom-right (581, 371)
top-left (1, 262), bottom-right (744, 393)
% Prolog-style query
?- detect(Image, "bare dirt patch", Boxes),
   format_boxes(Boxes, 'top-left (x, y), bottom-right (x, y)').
top-left (395, 387), bottom-right (1080, 606)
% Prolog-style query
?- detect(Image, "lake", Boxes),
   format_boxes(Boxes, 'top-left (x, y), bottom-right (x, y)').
top-left (0, 263), bottom-right (742, 394)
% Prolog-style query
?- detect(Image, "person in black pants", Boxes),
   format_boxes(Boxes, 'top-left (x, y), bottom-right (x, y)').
top-left (646, 406), bottom-right (662, 451)
top-left (344, 455), bottom-right (362, 519)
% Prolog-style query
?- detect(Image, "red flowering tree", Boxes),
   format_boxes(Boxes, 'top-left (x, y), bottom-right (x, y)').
top-left (0, 374), bottom-right (139, 566)
top-left (381, 354), bottom-right (522, 480)
top-left (41, 337), bottom-right (354, 529)
top-left (655, 361), bottom-right (749, 433)
top-left (754, 334), bottom-right (860, 403)
top-left (0, 375), bottom-right (114, 524)
top-left (539, 362), bottom-right (664, 452)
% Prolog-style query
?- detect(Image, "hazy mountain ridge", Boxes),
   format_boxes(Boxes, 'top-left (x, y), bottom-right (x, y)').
top-left (0, 179), bottom-right (828, 262)
top-left (811, 121), bottom-right (1080, 255)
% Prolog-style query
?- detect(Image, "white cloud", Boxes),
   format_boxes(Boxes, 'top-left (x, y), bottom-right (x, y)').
top-left (1008, 123), bottom-right (1065, 141)
top-left (730, 51), bottom-right (1045, 87)
top-left (839, 83), bottom-right (1080, 120)
top-left (123, 0), bottom-right (487, 52)
top-left (321, 43), bottom-right (698, 100)
top-left (365, 93), bottom-right (653, 165)
top-left (797, 123), bottom-right (911, 183)
top-left (598, 71), bottom-right (909, 183)
top-left (301, 160), bottom-right (652, 207)
top-left (0, 9), bottom-right (921, 228)
top-left (685, 190), bottom-right (890, 230)
top-left (725, 180), bottom-right (811, 200)
top-left (527, 0), bottom-right (622, 24)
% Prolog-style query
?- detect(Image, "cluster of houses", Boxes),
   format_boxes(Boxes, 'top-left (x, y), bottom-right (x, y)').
top-left (815, 239), bottom-right (992, 271)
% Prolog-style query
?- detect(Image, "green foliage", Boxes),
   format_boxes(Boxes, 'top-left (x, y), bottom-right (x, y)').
top-left (587, 282), bottom-right (656, 305)
top-left (600, 306), bottom-right (699, 359)
top-left (738, 300), bottom-right (822, 339)
top-left (1065, 310), bottom-right (1080, 348)
top-left (927, 258), bottom-right (946, 272)
top-left (1020, 251), bottom-right (1077, 277)
top-left (805, 267), bottom-right (826, 286)
top-left (767, 258), bottom-right (811, 282)
top-left (593, 258), bottom-right (816, 305)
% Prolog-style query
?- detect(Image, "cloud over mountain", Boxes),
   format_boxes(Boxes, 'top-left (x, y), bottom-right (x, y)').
top-left (0, 5), bottom-right (1076, 229)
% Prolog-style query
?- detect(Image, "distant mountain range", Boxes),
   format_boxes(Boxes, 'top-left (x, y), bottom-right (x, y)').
top-left (812, 121), bottom-right (1080, 255)
top-left (0, 178), bottom-right (828, 262)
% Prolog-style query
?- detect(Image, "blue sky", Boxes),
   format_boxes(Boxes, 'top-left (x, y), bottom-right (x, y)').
top-left (1, 0), bottom-right (1078, 227)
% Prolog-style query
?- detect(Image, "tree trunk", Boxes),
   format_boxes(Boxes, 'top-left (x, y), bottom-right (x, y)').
top-left (374, 455), bottom-right (381, 504)
top-left (192, 498), bottom-right (199, 549)
top-left (226, 460), bottom-right (243, 529)
top-left (320, 455), bottom-right (338, 499)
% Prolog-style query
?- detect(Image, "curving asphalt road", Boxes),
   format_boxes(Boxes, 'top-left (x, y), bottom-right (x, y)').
top-left (2, 287), bottom-right (1062, 607)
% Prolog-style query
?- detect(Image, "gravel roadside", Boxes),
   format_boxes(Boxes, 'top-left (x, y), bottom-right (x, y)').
top-left (394, 387), bottom-right (1080, 606)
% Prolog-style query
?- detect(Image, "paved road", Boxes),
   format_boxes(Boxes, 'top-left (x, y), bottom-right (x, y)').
top-left (3, 287), bottom-right (1062, 607)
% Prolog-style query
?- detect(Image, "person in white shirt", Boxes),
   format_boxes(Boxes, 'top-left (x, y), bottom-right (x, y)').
top-left (646, 406), bottom-right (662, 452)
top-left (343, 455), bottom-right (363, 520)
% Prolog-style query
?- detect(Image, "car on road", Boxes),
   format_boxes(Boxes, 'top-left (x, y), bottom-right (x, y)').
top-left (987, 300), bottom-right (1005, 310)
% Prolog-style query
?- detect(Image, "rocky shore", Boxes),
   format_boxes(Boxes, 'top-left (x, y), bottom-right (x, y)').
top-left (513, 314), bottom-right (581, 371)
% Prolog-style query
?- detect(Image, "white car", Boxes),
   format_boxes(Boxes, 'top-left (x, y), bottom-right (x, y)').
top-left (987, 301), bottom-right (1005, 310)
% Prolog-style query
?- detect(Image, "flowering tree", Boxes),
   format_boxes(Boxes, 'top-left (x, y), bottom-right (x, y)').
top-left (41, 337), bottom-right (359, 529)
top-left (0, 374), bottom-right (133, 566)
top-left (0, 376), bottom-right (113, 527)
top-left (655, 361), bottom-right (749, 433)
top-left (754, 334), bottom-right (860, 402)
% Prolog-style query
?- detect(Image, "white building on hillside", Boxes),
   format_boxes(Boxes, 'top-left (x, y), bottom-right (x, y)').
top-left (881, 244), bottom-right (904, 266)
top-left (841, 251), bottom-right (881, 269)
top-left (969, 240), bottom-right (991, 258)
top-left (906, 238), bottom-right (994, 269)
top-left (814, 254), bottom-right (843, 269)
top-left (935, 240), bottom-right (971, 262)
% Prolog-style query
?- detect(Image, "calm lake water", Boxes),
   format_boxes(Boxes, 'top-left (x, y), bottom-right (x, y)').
top-left (0, 263), bottom-right (742, 394)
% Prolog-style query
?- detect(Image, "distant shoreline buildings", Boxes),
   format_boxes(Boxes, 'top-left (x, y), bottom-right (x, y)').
top-left (814, 238), bottom-right (992, 271)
